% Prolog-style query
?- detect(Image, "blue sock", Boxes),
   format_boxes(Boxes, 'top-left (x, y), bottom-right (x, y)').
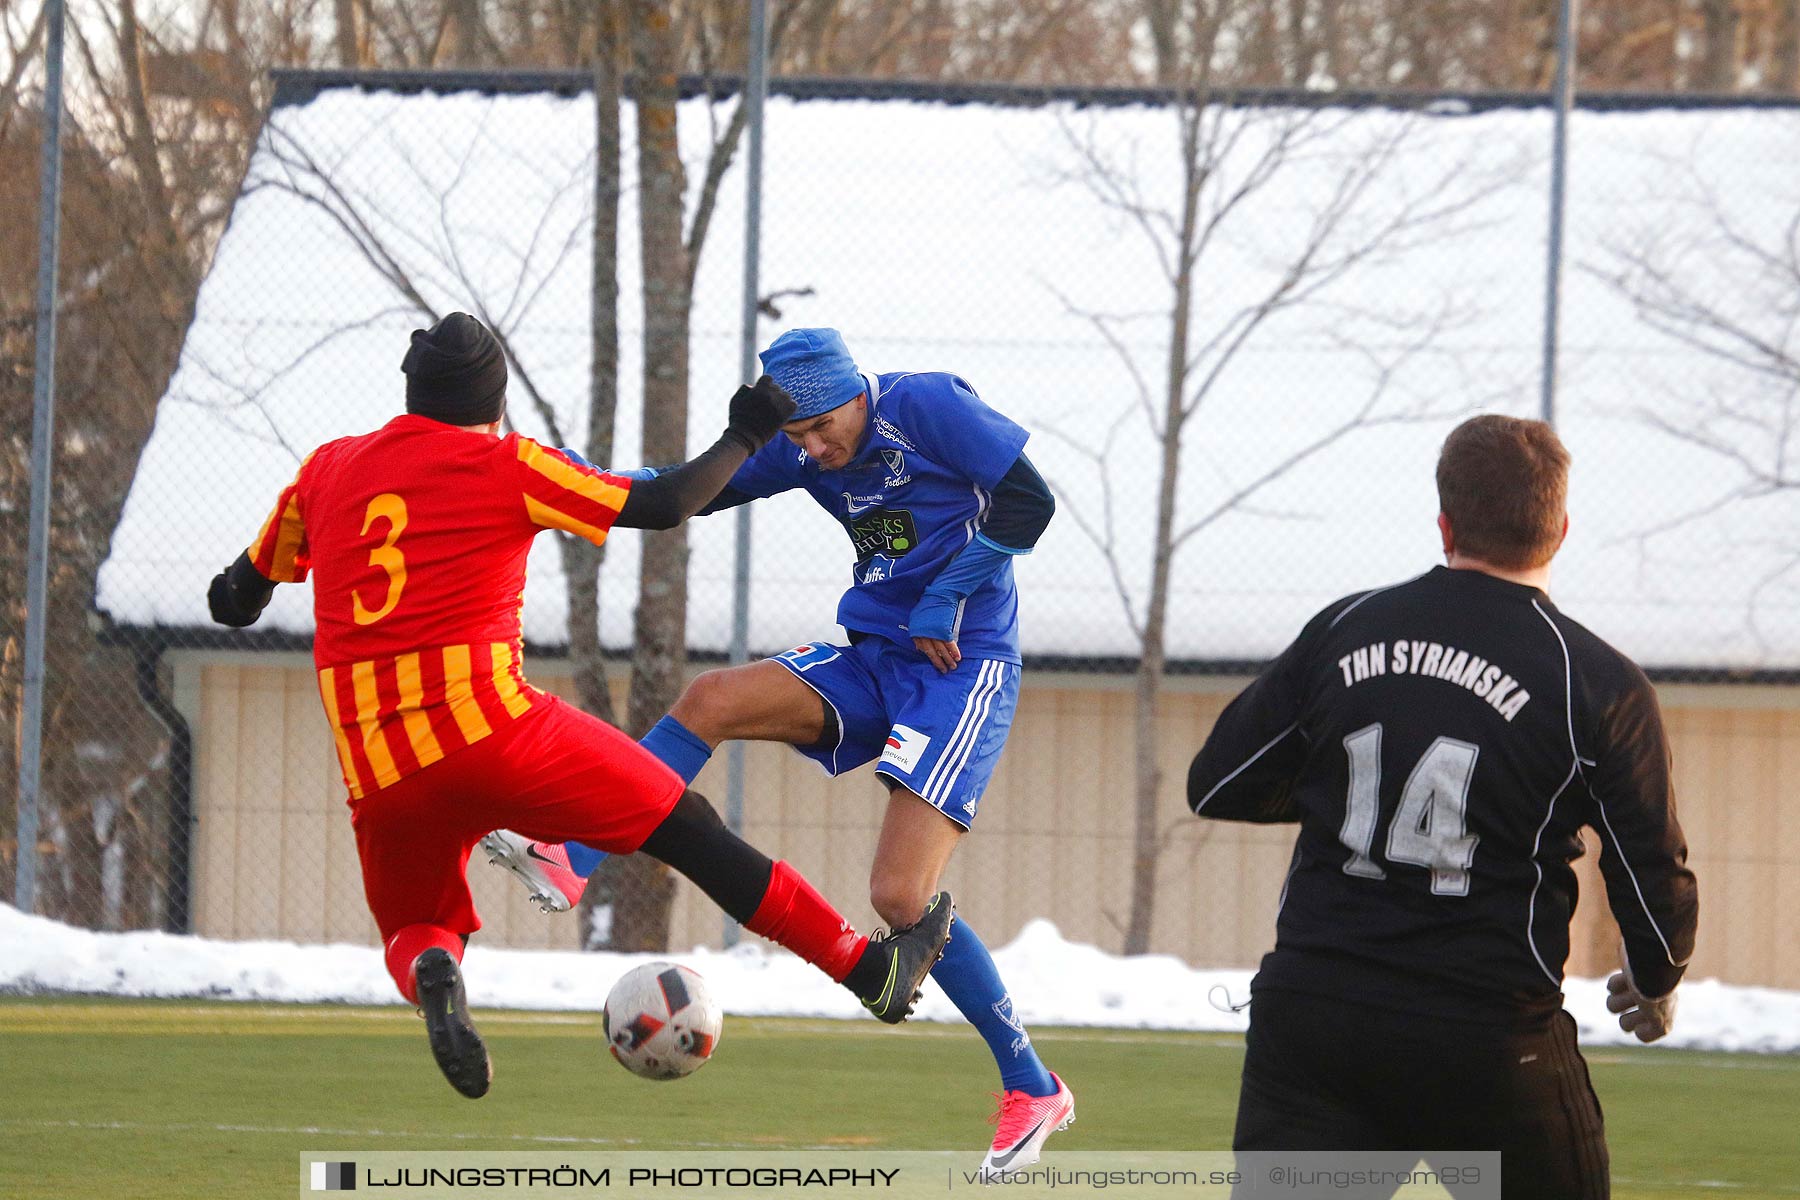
top-left (565, 841), bottom-right (608, 877)
top-left (930, 915), bottom-right (1056, 1096)
top-left (639, 714), bottom-right (715, 785)
top-left (562, 716), bottom-right (717, 879)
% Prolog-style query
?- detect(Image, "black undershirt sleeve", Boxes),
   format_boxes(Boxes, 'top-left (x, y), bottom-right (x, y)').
top-left (981, 453), bottom-right (1055, 551)
top-left (612, 431), bottom-right (755, 531)
top-left (697, 485), bottom-right (755, 516)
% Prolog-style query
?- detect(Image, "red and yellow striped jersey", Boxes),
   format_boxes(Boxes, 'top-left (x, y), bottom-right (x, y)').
top-left (246, 413), bottom-right (632, 797)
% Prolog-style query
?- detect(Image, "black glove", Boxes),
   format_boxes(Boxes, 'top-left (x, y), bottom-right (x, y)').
top-left (208, 552), bottom-right (276, 628)
top-left (724, 375), bottom-right (796, 451)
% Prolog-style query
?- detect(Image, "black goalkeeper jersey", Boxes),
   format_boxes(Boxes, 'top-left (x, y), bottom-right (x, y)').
top-left (1188, 565), bottom-right (1698, 1022)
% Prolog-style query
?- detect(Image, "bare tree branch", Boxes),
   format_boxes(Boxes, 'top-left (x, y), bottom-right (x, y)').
top-left (1045, 280), bottom-right (1159, 433)
top-left (1038, 407), bottom-right (1147, 643)
top-left (1051, 111), bottom-right (1180, 281)
top-left (683, 0), bottom-right (802, 295)
top-left (1587, 151), bottom-right (1800, 647)
top-left (174, 306), bottom-right (416, 460)
top-left (1047, 70), bottom-right (1500, 953)
top-left (0, 0), bottom-right (47, 143)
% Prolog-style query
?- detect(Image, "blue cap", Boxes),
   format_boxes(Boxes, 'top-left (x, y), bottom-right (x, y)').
top-left (759, 328), bottom-right (863, 420)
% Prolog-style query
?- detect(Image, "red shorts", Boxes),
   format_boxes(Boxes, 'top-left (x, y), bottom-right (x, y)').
top-left (347, 695), bottom-right (684, 942)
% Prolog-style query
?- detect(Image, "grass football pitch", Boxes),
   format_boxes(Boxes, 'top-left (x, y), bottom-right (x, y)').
top-left (1, 997), bottom-right (1796, 1199)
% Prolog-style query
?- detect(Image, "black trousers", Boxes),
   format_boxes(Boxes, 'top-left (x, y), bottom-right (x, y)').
top-left (1232, 988), bottom-right (1609, 1200)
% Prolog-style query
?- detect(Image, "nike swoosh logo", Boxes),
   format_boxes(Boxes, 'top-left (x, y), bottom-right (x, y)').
top-left (862, 952), bottom-right (899, 1016)
top-left (524, 845), bottom-right (558, 866)
top-left (988, 1120), bottom-right (1046, 1170)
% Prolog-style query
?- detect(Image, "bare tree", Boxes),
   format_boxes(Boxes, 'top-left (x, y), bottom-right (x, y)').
top-left (1698, 0), bottom-right (1743, 89)
top-left (332, 0), bottom-right (365, 68)
top-left (1, 0), bottom-right (274, 925)
top-left (1589, 171), bottom-right (1800, 650)
top-left (1048, 0), bottom-right (1506, 954)
top-left (428, 0), bottom-right (504, 67)
top-left (585, 0), bottom-right (699, 952)
top-left (567, 6), bottom-right (625, 733)
top-left (1777, 0), bottom-right (1800, 91)
top-left (772, 0), bottom-right (1140, 85)
top-left (589, 0), bottom-right (807, 952)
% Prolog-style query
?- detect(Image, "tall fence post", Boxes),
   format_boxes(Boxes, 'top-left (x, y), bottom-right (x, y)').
top-left (16, 0), bottom-right (69, 915)
top-left (724, 0), bottom-right (769, 947)
top-left (1540, 0), bottom-right (1579, 427)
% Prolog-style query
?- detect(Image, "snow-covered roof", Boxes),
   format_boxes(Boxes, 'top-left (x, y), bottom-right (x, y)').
top-left (97, 80), bottom-right (1800, 670)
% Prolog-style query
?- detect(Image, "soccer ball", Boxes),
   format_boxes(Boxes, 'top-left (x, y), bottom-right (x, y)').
top-left (602, 962), bottom-right (722, 1081)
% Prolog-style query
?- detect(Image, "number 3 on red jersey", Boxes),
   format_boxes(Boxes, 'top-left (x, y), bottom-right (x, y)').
top-left (352, 493), bottom-right (408, 625)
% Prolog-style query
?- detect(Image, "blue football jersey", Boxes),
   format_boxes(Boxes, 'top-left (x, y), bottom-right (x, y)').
top-left (729, 371), bottom-right (1030, 662)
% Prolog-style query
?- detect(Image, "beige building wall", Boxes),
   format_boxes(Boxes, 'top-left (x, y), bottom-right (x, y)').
top-left (170, 652), bottom-right (1800, 990)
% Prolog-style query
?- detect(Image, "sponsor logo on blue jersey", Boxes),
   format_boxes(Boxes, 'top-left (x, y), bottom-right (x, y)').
top-left (841, 491), bottom-right (884, 514)
top-left (880, 448), bottom-right (911, 487)
top-left (873, 414), bottom-right (917, 451)
top-left (849, 508), bottom-right (919, 561)
top-left (859, 555), bottom-right (897, 583)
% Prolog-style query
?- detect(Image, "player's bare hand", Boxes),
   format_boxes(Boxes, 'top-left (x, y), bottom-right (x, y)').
top-left (1606, 969), bottom-right (1677, 1043)
top-left (913, 636), bottom-right (962, 674)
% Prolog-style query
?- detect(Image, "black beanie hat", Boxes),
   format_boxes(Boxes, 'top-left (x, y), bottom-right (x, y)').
top-left (401, 312), bottom-right (508, 425)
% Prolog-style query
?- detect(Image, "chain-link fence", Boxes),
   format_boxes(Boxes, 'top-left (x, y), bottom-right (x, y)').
top-left (8, 70), bottom-right (1800, 982)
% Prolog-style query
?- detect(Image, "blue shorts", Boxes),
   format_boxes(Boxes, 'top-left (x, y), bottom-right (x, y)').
top-left (772, 637), bottom-right (1020, 829)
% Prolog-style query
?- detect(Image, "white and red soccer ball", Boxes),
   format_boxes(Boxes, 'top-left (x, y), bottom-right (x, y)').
top-left (602, 962), bottom-right (722, 1081)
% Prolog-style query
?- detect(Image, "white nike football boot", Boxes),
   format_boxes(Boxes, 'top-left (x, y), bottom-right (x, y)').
top-left (479, 830), bottom-right (584, 913)
top-left (981, 1072), bottom-right (1075, 1178)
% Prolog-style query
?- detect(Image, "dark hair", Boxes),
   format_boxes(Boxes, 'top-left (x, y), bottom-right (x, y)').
top-left (1435, 415), bottom-right (1569, 569)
